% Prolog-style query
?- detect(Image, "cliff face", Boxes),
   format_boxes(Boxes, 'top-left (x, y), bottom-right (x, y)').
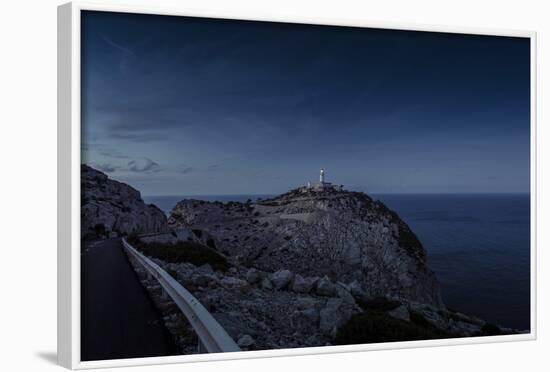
top-left (81, 165), bottom-right (167, 239)
top-left (168, 187), bottom-right (444, 309)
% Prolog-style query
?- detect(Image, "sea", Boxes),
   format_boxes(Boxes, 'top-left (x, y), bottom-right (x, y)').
top-left (143, 193), bottom-right (531, 331)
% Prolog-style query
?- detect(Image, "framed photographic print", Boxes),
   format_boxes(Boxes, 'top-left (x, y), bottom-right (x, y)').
top-left (57, 1), bottom-right (537, 369)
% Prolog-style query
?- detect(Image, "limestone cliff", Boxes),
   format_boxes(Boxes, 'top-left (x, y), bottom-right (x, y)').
top-left (168, 187), bottom-right (444, 309)
top-left (81, 164), bottom-right (167, 239)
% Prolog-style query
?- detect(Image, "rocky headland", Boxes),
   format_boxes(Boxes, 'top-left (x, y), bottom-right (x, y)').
top-left (81, 165), bottom-right (167, 239)
top-left (168, 187), bottom-right (443, 309)
top-left (81, 165), bottom-right (515, 352)
top-left (124, 186), bottom-right (515, 352)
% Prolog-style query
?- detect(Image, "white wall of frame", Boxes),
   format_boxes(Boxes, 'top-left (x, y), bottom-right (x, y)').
top-left (1, 0), bottom-right (549, 371)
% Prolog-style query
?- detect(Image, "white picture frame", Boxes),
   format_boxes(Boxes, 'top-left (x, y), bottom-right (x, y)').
top-left (57, 1), bottom-right (537, 369)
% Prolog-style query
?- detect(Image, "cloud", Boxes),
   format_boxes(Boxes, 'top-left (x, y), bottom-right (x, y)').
top-left (108, 130), bottom-right (169, 143)
top-left (127, 158), bottom-right (161, 173)
top-left (91, 163), bottom-right (119, 173)
top-left (180, 166), bottom-right (193, 174)
top-left (88, 156), bottom-right (163, 174)
top-left (100, 34), bottom-right (134, 55)
top-left (98, 148), bottom-right (130, 159)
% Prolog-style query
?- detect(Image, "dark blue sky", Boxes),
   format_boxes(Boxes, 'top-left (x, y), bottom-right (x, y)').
top-left (81, 11), bottom-right (530, 196)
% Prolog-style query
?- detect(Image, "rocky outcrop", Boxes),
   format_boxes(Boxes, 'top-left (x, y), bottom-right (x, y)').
top-left (141, 259), bottom-right (357, 350)
top-left (81, 164), bottom-right (167, 239)
top-left (168, 187), bottom-right (444, 309)
top-left (125, 240), bottom-right (513, 353)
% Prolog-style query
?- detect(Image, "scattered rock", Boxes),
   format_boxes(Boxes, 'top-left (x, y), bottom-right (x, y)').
top-left (335, 283), bottom-right (356, 306)
top-left (261, 277), bottom-right (273, 290)
top-left (295, 297), bottom-right (318, 310)
top-left (319, 298), bottom-right (353, 336)
top-left (246, 268), bottom-right (262, 284)
top-left (191, 273), bottom-right (217, 288)
top-left (291, 274), bottom-right (317, 293)
top-left (220, 276), bottom-right (249, 290)
top-left (388, 305), bottom-right (410, 322)
top-left (291, 308), bottom-right (319, 327)
top-left (198, 263), bottom-right (214, 274)
top-left (237, 334), bottom-right (255, 348)
top-left (269, 269), bottom-right (294, 290)
top-left (348, 280), bottom-right (366, 298)
top-left (316, 276), bottom-right (337, 297)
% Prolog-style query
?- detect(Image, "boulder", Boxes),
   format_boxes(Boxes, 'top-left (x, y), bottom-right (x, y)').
top-left (319, 298), bottom-right (353, 335)
top-left (269, 269), bottom-right (294, 290)
top-left (295, 297), bottom-right (318, 310)
top-left (246, 268), bottom-right (262, 284)
top-left (291, 274), bottom-right (317, 293)
top-left (388, 305), bottom-right (410, 322)
top-left (335, 283), bottom-right (356, 306)
top-left (291, 308), bottom-right (319, 327)
top-left (348, 280), bottom-right (367, 298)
top-left (220, 276), bottom-right (249, 290)
top-left (316, 276), bottom-right (337, 297)
top-left (448, 319), bottom-right (481, 336)
top-left (198, 263), bottom-right (214, 274)
top-left (191, 273), bottom-right (218, 288)
top-left (261, 277), bottom-right (273, 290)
top-left (237, 334), bottom-right (255, 348)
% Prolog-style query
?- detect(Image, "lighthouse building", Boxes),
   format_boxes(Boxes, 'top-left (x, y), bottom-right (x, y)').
top-left (301, 169), bottom-right (343, 192)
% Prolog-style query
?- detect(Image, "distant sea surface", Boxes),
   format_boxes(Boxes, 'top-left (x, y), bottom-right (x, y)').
top-left (144, 193), bottom-right (531, 330)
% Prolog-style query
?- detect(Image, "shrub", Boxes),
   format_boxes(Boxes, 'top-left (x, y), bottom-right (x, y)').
top-left (93, 223), bottom-right (106, 237)
top-left (335, 310), bottom-right (450, 345)
top-left (191, 229), bottom-right (203, 238)
top-left (206, 238), bottom-right (216, 250)
top-left (128, 236), bottom-right (229, 272)
top-left (358, 297), bottom-right (401, 312)
top-left (409, 311), bottom-right (432, 328)
top-left (481, 323), bottom-right (501, 336)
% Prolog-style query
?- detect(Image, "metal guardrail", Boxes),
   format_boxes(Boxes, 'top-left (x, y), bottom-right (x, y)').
top-left (122, 238), bottom-right (241, 353)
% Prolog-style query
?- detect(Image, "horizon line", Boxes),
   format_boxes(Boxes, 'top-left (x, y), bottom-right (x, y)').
top-left (143, 191), bottom-right (531, 197)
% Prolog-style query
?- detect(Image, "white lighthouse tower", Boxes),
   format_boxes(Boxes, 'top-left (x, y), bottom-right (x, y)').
top-left (300, 168), bottom-right (343, 193)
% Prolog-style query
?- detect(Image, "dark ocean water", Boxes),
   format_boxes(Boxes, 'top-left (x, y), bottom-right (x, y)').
top-left (144, 193), bottom-right (531, 330)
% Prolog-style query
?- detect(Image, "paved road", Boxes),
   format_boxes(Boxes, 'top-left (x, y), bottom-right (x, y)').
top-left (81, 238), bottom-right (177, 361)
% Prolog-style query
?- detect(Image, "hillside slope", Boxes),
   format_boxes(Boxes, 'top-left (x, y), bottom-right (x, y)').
top-left (168, 187), bottom-right (443, 309)
top-left (81, 164), bottom-right (167, 239)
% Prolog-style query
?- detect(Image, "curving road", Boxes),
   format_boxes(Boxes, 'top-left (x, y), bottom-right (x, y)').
top-left (81, 238), bottom-right (177, 361)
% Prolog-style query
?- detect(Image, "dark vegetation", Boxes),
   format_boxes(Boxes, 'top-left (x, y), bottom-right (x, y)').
top-left (481, 323), bottom-right (502, 336)
top-left (335, 297), bottom-right (451, 345)
top-left (335, 297), bottom-right (510, 345)
top-left (357, 297), bottom-right (401, 312)
top-left (93, 223), bottom-right (105, 237)
top-left (127, 234), bottom-right (229, 272)
top-left (206, 238), bottom-right (216, 250)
